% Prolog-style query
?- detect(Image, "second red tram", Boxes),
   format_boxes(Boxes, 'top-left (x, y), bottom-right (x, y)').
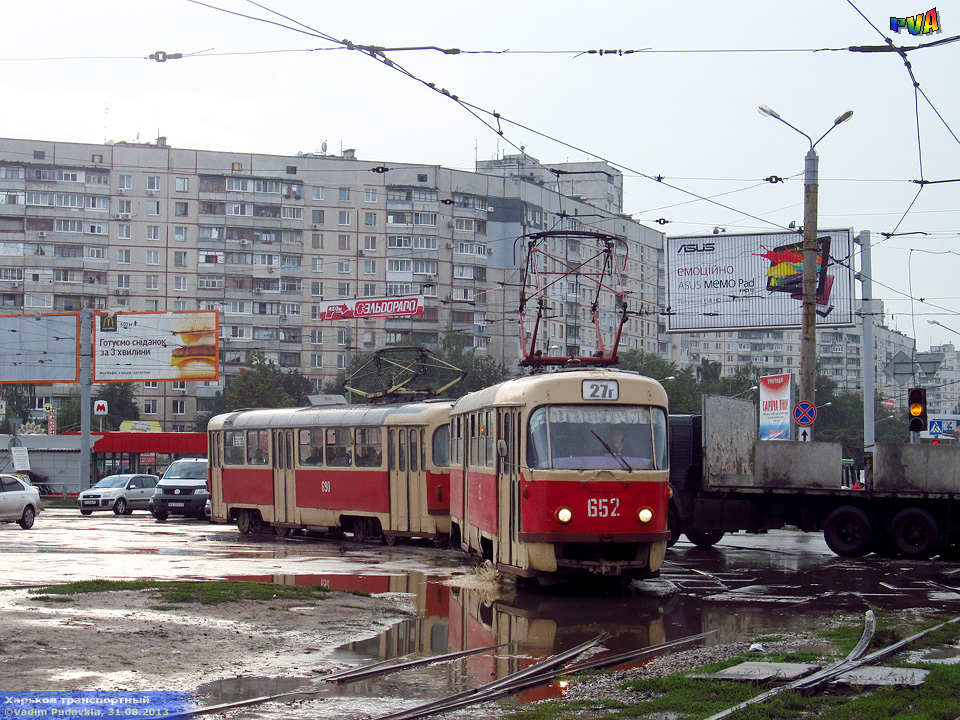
top-left (449, 369), bottom-right (671, 579)
top-left (207, 400), bottom-right (453, 542)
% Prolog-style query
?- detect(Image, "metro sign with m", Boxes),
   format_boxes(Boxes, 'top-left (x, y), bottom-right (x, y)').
top-left (93, 400), bottom-right (109, 416)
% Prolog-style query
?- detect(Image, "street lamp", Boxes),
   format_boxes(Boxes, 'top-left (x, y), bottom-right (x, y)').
top-left (759, 105), bottom-right (854, 408)
top-left (659, 375), bottom-right (676, 382)
top-left (928, 319), bottom-right (960, 339)
top-left (731, 385), bottom-right (759, 398)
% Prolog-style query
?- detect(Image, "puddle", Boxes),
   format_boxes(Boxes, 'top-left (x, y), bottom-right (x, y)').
top-left (903, 644), bottom-right (960, 665)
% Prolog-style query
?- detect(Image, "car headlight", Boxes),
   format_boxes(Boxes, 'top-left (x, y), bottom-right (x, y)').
top-left (557, 507), bottom-right (573, 524)
top-left (638, 507), bottom-right (654, 524)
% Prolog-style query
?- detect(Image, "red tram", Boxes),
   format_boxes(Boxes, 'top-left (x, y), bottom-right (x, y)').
top-left (449, 369), bottom-right (671, 579)
top-left (207, 400), bottom-right (453, 542)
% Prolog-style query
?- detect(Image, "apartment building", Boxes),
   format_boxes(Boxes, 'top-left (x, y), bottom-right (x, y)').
top-left (0, 138), bottom-right (664, 430)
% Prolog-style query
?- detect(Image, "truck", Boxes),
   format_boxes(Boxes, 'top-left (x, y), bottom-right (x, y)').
top-left (668, 395), bottom-right (960, 559)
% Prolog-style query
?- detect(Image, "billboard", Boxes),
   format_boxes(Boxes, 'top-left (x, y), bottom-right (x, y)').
top-left (759, 373), bottom-right (793, 441)
top-left (93, 311), bottom-right (219, 382)
top-left (315, 295), bottom-right (426, 321)
top-left (665, 230), bottom-right (855, 332)
top-left (0, 313), bottom-right (79, 384)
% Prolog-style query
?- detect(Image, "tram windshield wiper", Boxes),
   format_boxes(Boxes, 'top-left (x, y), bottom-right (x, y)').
top-left (590, 430), bottom-right (633, 472)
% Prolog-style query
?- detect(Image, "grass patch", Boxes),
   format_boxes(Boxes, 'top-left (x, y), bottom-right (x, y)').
top-left (32, 595), bottom-right (74, 603)
top-left (43, 498), bottom-right (78, 508)
top-left (28, 580), bottom-right (331, 605)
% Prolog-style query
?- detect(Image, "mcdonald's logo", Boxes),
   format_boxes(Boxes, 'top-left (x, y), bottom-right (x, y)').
top-left (99, 314), bottom-right (118, 332)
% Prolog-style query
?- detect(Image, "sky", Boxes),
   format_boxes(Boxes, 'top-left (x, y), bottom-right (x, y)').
top-left (3, 0), bottom-right (958, 350)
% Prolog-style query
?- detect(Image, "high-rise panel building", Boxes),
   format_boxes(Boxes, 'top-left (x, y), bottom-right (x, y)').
top-left (0, 138), bottom-right (664, 430)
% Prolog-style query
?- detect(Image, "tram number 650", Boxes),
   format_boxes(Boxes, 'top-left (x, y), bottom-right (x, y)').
top-left (587, 497), bottom-right (620, 518)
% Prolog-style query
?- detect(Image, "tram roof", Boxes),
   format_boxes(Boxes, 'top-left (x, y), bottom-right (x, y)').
top-left (450, 368), bottom-right (668, 415)
top-left (207, 399), bottom-right (453, 431)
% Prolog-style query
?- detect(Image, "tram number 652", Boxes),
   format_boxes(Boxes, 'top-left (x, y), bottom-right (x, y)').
top-left (587, 497), bottom-right (620, 518)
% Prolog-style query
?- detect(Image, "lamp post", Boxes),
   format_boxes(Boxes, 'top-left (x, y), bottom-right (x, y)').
top-left (928, 319), bottom-right (960, 339)
top-left (759, 105), bottom-right (854, 408)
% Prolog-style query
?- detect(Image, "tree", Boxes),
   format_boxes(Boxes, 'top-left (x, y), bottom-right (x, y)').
top-left (1, 384), bottom-right (34, 433)
top-left (95, 383), bottom-right (140, 430)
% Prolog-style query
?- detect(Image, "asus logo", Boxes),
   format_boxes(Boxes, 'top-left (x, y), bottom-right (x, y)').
top-left (677, 243), bottom-right (715, 253)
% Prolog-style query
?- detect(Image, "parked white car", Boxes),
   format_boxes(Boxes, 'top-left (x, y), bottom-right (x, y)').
top-left (78, 474), bottom-right (159, 516)
top-left (0, 474), bottom-right (41, 529)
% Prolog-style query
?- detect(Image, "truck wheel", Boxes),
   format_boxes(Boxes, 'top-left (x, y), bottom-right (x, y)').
top-left (891, 508), bottom-right (942, 559)
top-left (823, 506), bottom-right (873, 557)
top-left (667, 507), bottom-right (681, 548)
top-left (685, 530), bottom-right (724, 549)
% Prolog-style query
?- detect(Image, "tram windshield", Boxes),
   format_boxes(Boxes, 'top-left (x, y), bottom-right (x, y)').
top-left (527, 405), bottom-right (668, 471)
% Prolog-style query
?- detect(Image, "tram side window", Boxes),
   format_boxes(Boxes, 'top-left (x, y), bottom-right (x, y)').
top-left (398, 429), bottom-right (407, 472)
top-left (484, 411), bottom-right (495, 469)
top-left (527, 407), bottom-right (549, 469)
top-left (432, 425), bottom-right (450, 468)
top-left (356, 427), bottom-right (383, 468)
top-left (502, 413), bottom-right (513, 474)
top-left (388, 428), bottom-right (396, 470)
top-left (299, 428), bottom-right (324, 465)
top-left (246, 430), bottom-right (269, 465)
top-left (224, 431), bottom-right (245, 465)
top-left (469, 416), bottom-right (477, 467)
top-left (652, 408), bottom-right (669, 471)
top-left (410, 429), bottom-right (419, 473)
top-left (326, 428), bottom-right (352, 467)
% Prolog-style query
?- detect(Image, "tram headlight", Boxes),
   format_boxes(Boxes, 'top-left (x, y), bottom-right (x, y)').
top-left (557, 507), bottom-right (573, 524)
top-left (638, 507), bottom-right (654, 524)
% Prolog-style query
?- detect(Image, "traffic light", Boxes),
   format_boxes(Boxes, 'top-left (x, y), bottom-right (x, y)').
top-left (932, 438), bottom-right (940, 445)
top-left (908, 387), bottom-right (927, 433)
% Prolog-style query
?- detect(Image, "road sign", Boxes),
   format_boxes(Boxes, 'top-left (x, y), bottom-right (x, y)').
top-left (93, 400), bottom-right (109, 416)
top-left (930, 420), bottom-right (944, 435)
top-left (793, 401), bottom-right (817, 426)
top-left (798, 427), bottom-right (813, 442)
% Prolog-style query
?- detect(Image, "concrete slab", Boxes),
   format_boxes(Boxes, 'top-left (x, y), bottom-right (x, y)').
top-left (689, 662), bottom-right (820, 682)
top-left (830, 666), bottom-right (929, 688)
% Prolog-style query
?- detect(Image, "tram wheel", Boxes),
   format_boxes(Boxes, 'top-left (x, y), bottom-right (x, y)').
top-left (353, 518), bottom-right (370, 543)
top-left (236, 509), bottom-right (253, 535)
top-left (383, 532), bottom-right (397, 546)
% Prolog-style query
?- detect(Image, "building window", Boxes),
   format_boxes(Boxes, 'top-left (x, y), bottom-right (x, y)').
top-left (172, 400), bottom-right (185, 415)
top-left (146, 250), bottom-right (160, 265)
top-left (338, 235), bottom-right (351, 250)
top-left (337, 259), bottom-right (350, 273)
top-left (143, 399), bottom-right (157, 414)
top-left (337, 355), bottom-right (347, 370)
top-left (118, 224), bottom-right (132, 240)
top-left (147, 176), bottom-right (161, 191)
top-left (117, 249), bottom-right (131, 264)
top-left (363, 283), bottom-right (377, 296)
top-left (174, 276), bottom-right (188, 291)
top-left (364, 188), bottom-right (378, 203)
top-left (175, 177), bottom-right (189, 192)
top-left (175, 202), bottom-right (188, 216)
top-left (310, 330), bottom-right (323, 344)
top-left (337, 282), bottom-right (350, 297)
top-left (174, 251), bottom-right (187, 267)
top-left (364, 260), bottom-right (376, 274)
top-left (364, 212), bottom-right (376, 227)
top-left (312, 186), bottom-right (324, 200)
top-left (286, 166), bottom-right (297, 175)
top-left (338, 211), bottom-right (351, 226)
top-left (146, 275), bottom-right (159, 290)
top-left (118, 174), bottom-right (133, 190)
top-left (311, 353), bottom-right (323, 368)
top-left (175, 226), bottom-right (188, 242)
top-left (145, 200), bottom-right (159, 216)
top-left (116, 274), bottom-right (131, 289)
top-left (338, 187), bottom-right (351, 201)
top-left (363, 235), bottom-right (377, 251)
top-left (417, 173), bottom-right (428, 183)
top-left (147, 225), bottom-right (160, 241)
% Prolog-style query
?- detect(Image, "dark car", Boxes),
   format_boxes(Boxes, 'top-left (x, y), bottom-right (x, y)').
top-left (149, 459), bottom-right (208, 521)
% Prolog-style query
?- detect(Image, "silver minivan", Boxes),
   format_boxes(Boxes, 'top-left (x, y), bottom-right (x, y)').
top-left (78, 474), bottom-right (160, 515)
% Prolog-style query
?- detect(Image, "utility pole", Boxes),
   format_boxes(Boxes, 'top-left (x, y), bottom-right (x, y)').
top-left (801, 148), bottom-right (819, 407)
top-left (859, 231), bottom-right (876, 457)
top-left (80, 307), bottom-right (92, 490)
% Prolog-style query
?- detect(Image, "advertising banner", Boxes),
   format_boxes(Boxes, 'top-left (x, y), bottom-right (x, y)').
top-left (665, 230), bottom-right (855, 332)
top-left (315, 296), bottom-right (425, 321)
top-left (93, 311), bottom-right (219, 382)
top-left (759, 373), bottom-right (793, 441)
top-left (0, 313), bottom-right (79, 384)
